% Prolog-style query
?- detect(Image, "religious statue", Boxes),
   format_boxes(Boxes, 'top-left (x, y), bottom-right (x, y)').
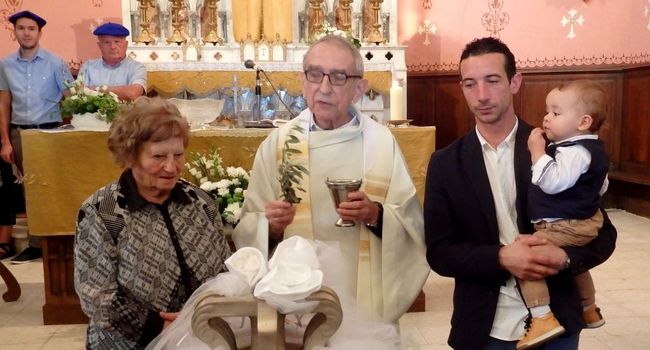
top-left (200, 0), bottom-right (223, 44)
top-left (334, 0), bottom-right (354, 32)
top-left (362, 0), bottom-right (376, 40)
top-left (307, 0), bottom-right (328, 39)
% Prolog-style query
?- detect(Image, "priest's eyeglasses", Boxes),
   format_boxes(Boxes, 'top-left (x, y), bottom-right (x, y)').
top-left (304, 69), bottom-right (362, 86)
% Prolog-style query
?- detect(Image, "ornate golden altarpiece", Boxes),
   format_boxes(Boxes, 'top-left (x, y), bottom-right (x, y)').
top-left (121, 0), bottom-right (406, 118)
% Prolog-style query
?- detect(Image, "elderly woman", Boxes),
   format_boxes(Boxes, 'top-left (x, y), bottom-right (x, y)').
top-left (74, 97), bottom-right (229, 349)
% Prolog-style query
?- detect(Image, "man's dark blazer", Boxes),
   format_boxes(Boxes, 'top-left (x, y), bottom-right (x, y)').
top-left (423, 119), bottom-right (617, 350)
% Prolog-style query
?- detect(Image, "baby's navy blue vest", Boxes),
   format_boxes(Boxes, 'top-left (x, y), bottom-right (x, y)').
top-left (528, 139), bottom-right (609, 221)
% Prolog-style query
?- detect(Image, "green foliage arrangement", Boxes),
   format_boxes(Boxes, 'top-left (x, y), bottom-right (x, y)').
top-left (61, 73), bottom-right (121, 123)
top-left (278, 125), bottom-right (309, 204)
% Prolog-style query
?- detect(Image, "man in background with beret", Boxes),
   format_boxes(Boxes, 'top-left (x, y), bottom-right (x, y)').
top-left (79, 22), bottom-right (146, 102)
top-left (1, 10), bottom-right (73, 264)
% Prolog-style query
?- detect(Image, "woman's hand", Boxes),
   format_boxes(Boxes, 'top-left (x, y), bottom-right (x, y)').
top-left (160, 311), bottom-right (179, 330)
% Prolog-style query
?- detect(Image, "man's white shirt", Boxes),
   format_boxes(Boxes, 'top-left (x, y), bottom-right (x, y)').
top-left (476, 120), bottom-right (528, 341)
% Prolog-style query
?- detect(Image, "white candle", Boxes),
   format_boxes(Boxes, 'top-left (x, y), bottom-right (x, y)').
top-left (390, 81), bottom-right (404, 121)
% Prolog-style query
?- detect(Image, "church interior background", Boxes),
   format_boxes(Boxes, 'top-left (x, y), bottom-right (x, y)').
top-left (1, 0), bottom-right (650, 349)
top-left (0, 1), bottom-right (647, 123)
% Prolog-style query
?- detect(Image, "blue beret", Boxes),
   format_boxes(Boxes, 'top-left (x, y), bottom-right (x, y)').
top-left (93, 22), bottom-right (129, 37)
top-left (8, 10), bottom-right (46, 28)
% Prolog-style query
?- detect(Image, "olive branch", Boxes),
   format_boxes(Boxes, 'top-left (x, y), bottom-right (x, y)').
top-left (278, 125), bottom-right (309, 204)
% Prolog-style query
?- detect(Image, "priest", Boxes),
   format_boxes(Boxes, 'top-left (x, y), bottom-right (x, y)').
top-left (233, 35), bottom-right (430, 323)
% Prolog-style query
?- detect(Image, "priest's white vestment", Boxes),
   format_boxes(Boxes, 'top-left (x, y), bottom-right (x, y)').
top-left (233, 108), bottom-right (430, 322)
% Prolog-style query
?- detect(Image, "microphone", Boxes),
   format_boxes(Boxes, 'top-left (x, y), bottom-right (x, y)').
top-left (241, 59), bottom-right (297, 125)
top-left (244, 59), bottom-right (262, 71)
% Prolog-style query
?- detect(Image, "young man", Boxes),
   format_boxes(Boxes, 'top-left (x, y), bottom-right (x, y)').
top-left (423, 37), bottom-right (616, 350)
top-left (1, 10), bottom-right (73, 263)
top-left (78, 22), bottom-right (146, 102)
top-left (0, 61), bottom-right (17, 260)
top-left (233, 35), bottom-right (430, 322)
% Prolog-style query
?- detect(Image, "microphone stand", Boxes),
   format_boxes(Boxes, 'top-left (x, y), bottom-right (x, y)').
top-left (254, 69), bottom-right (262, 121)
top-left (242, 61), bottom-right (297, 127)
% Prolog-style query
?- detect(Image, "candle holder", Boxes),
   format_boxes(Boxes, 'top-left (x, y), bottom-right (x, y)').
top-left (364, 0), bottom-right (386, 44)
top-left (308, 0), bottom-right (325, 41)
top-left (337, 0), bottom-right (353, 32)
top-left (202, 0), bottom-right (223, 45)
top-left (134, 0), bottom-right (156, 44)
top-left (166, 0), bottom-right (187, 44)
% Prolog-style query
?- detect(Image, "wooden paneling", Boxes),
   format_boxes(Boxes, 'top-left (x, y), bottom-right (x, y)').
top-left (618, 67), bottom-right (650, 184)
top-left (603, 180), bottom-right (650, 218)
top-left (515, 72), bottom-right (622, 165)
top-left (408, 65), bottom-right (650, 217)
top-left (42, 236), bottom-right (88, 325)
top-left (408, 73), bottom-right (473, 149)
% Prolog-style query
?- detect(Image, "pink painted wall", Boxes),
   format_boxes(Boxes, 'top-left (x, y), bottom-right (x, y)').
top-left (2, 1), bottom-right (649, 73)
top-left (0, 0), bottom-right (122, 66)
top-left (400, 0), bottom-right (650, 72)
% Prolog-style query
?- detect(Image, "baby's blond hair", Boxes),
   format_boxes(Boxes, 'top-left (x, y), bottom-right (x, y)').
top-left (556, 79), bottom-right (607, 132)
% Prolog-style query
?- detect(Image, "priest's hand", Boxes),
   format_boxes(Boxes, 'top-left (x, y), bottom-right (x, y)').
top-left (265, 200), bottom-right (296, 239)
top-left (337, 191), bottom-right (379, 225)
top-left (498, 235), bottom-right (564, 280)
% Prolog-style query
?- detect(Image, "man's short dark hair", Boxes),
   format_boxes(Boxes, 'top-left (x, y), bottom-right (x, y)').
top-left (460, 37), bottom-right (517, 81)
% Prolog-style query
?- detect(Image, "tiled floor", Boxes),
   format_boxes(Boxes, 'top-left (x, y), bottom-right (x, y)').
top-left (1, 209), bottom-right (648, 349)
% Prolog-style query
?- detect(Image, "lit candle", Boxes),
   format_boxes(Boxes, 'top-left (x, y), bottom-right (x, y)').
top-left (390, 80), bottom-right (404, 121)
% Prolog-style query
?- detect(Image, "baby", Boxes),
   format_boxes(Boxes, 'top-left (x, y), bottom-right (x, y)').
top-left (517, 80), bottom-right (609, 350)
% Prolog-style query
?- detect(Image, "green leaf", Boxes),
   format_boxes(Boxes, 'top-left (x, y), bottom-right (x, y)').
top-left (294, 164), bottom-right (309, 173)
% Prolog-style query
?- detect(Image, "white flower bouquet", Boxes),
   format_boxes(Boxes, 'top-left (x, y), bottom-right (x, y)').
top-left (186, 148), bottom-right (250, 225)
top-left (61, 73), bottom-right (121, 123)
top-left (313, 22), bottom-right (361, 49)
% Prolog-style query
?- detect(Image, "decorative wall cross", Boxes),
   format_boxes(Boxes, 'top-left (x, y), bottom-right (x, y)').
top-left (481, 0), bottom-right (510, 38)
top-left (561, 9), bottom-right (584, 39)
top-left (417, 19), bottom-right (437, 46)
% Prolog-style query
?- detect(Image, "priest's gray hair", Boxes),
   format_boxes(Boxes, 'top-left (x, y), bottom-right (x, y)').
top-left (303, 35), bottom-right (364, 76)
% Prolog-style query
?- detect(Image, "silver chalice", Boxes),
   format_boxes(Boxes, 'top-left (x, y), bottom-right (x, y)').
top-left (325, 178), bottom-right (363, 227)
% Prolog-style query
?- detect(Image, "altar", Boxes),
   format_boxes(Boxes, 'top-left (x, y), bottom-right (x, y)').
top-left (20, 126), bottom-right (434, 324)
top-left (120, 0), bottom-right (408, 122)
